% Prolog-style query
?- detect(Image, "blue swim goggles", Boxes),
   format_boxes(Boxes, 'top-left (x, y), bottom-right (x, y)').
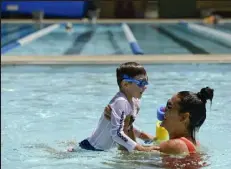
top-left (123, 74), bottom-right (148, 87)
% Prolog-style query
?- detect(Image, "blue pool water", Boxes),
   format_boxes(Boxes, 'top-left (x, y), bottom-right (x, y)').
top-left (212, 23), bottom-right (231, 34)
top-left (2, 64), bottom-right (231, 169)
top-left (2, 24), bottom-right (132, 56)
top-left (2, 23), bottom-right (231, 56)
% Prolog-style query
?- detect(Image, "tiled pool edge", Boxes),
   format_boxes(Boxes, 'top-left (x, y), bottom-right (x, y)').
top-left (1, 54), bottom-right (231, 65)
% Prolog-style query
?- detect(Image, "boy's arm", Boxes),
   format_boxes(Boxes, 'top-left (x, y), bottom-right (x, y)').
top-left (110, 100), bottom-right (138, 152)
top-left (106, 103), bottom-right (159, 152)
top-left (105, 103), bottom-right (154, 142)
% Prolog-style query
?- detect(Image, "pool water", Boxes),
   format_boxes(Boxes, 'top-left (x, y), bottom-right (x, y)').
top-left (211, 23), bottom-right (231, 34)
top-left (130, 23), bottom-right (231, 54)
top-left (2, 64), bottom-right (231, 169)
top-left (2, 23), bottom-right (231, 56)
top-left (2, 24), bottom-right (132, 56)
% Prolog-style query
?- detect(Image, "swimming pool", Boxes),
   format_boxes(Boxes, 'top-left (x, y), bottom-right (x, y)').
top-left (2, 64), bottom-right (231, 169)
top-left (2, 22), bottom-right (231, 56)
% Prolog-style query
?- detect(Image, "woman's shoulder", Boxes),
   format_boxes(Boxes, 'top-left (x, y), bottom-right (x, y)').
top-left (176, 137), bottom-right (198, 153)
top-left (159, 139), bottom-right (189, 154)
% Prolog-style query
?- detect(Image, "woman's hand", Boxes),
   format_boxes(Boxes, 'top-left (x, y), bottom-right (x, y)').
top-left (134, 144), bottom-right (160, 152)
top-left (104, 105), bottom-right (112, 120)
top-left (104, 105), bottom-right (132, 132)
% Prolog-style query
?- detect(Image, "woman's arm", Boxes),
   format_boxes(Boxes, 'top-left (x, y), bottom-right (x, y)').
top-left (159, 139), bottom-right (189, 154)
top-left (133, 127), bottom-right (156, 141)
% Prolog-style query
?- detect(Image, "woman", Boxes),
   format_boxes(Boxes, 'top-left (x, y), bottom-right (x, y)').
top-left (105, 87), bottom-right (214, 155)
top-left (158, 86), bottom-right (213, 154)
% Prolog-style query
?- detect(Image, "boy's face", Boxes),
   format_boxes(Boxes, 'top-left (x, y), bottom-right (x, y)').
top-left (123, 74), bottom-right (148, 99)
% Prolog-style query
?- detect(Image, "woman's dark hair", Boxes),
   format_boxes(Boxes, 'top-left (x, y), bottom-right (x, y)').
top-left (116, 62), bottom-right (147, 88)
top-left (177, 87), bottom-right (214, 143)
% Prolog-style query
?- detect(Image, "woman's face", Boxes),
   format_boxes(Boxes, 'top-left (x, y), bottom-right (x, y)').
top-left (161, 94), bottom-right (186, 137)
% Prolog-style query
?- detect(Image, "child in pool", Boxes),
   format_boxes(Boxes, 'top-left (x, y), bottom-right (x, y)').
top-left (68, 62), bottom-right (157, 152)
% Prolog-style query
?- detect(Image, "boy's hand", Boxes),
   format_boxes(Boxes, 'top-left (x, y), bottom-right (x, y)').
top-left (67, 147), bottom-right (75, 152)
top-left (104, 105), bottom-right (112, 120)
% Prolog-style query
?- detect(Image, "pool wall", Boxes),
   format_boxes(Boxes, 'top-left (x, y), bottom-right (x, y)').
top-left (1, 55), bottom-right (231, 65)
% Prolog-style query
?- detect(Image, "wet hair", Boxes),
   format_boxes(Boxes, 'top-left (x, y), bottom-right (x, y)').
top-left (116, 62), bottom-right (147, 88)
top-left (177, 87), bottom-right (214, 143)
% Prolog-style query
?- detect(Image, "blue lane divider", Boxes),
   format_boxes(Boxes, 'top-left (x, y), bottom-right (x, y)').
top-left (1, 42), bottom-right (20, 54)
top-left (178, 21), bottom-right (188, 27)
top-left (130, 42), bottom-right (143, 55)
top-left (179, 21), bottom-right (231, 46)
top-left (122, 23), bottom-right (144, 55)
top-left (1, 24), bottom-right (60, 55)
top-left (2, 27), bottom-right (34, 47)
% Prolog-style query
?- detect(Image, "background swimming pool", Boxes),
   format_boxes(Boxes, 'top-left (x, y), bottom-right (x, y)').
top-left (2, 23), bottom-right (231, 56)
top-left (2, 64), bottom-right (231, 169)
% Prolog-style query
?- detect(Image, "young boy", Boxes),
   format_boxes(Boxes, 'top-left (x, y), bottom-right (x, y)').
top-left (69, 62), bottom-right (157, 152)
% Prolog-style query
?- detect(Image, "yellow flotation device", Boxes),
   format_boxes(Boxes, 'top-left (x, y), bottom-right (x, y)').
top-left (155, 106), bottom-right (169, 144)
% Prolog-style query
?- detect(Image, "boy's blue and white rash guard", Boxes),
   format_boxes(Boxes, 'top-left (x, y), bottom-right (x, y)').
top-left (87, 92), bottom-right (140, 152)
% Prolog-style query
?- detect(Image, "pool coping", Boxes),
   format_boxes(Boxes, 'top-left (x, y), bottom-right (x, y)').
top-left (2, 19), bottom-right (231, 24)
top-left (1, 55), bottom-right (231, 65)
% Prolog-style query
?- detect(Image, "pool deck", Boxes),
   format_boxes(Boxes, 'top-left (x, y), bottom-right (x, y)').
top-left (1, 55), bottom-right (231, 65)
